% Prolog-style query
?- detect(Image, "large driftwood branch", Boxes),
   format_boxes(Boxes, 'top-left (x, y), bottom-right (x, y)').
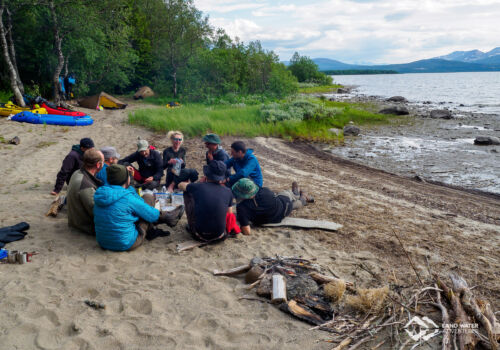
top-left (436, 275), bottom-right (477, 349)
top-left (449, 273), bottom-right (498, 350)
top-left (429, 284), bottom-right (451, 350)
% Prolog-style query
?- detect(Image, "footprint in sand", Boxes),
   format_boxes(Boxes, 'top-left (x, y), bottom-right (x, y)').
top-left (32, 309), bottom-right (61, 327)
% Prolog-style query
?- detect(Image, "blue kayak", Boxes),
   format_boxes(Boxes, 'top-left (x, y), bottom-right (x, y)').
top-left (11, 111), bottom-right (93, 126)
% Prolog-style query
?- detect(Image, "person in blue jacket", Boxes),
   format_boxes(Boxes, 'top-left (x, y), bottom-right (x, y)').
top-left (224, 141), bottom-right (263, 188)
top-left (96, 146), bottom-right (120, 185)
top-left (94, 164), bottom-right (184, 251)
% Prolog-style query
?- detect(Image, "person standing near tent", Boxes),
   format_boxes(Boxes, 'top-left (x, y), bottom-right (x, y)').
top-left (64, 73), bottom-right (76, 100)
top-left (58, 76), bottom-right (66, 100)
top-left (119, 138), bottom-right (163, 191)
top-left (51, 138), bottom-right (95, 195)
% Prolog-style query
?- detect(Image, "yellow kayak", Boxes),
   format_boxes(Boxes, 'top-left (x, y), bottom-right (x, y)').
top-left (0, 102), bottom-right (47, 117)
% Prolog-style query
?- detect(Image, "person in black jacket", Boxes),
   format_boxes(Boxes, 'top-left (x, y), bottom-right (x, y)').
top-left (119, 138), bottom-right (163, 190)
top-left (231, 178), bottom-right (313, 235)
top-left (162, 131), bottom-right (198, 192)
top-left (51, 138), bottom-right (94, 195)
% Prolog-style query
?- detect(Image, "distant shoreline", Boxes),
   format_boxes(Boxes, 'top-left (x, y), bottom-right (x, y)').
top-left (321, 69), bottom-right (398, 75)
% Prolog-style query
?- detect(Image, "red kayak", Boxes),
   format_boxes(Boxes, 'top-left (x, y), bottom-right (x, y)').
top-left (40, 102), bottom-right (88, 117)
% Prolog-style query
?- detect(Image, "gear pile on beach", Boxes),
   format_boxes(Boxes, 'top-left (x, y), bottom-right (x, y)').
top-left (214, 256), bottom-right (500, 350)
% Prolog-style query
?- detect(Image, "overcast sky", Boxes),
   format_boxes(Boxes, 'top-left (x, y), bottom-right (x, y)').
top-left (193, 0), bottom-right (500, 64)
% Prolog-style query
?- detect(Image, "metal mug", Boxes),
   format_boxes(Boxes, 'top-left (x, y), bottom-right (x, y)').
top-left (17, 252), bottom-right (27, 264)
top-left (8, 250), bottom-right (18, 264)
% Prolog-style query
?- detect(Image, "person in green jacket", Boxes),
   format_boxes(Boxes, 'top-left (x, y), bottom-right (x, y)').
top-left (66, 148), bottom-right (104, 235)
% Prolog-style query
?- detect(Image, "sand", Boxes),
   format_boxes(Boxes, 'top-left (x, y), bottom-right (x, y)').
top-left (0, 102), bottom-right (499, 350)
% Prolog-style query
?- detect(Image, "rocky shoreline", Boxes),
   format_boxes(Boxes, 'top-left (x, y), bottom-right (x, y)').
top-left (321, 87), bottom-right (500, 194)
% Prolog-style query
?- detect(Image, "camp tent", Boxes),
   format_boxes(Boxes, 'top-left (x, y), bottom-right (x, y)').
top-left (133, 86), bottom-right (155, 100)
top-left (78, 92), bottom-right (127, 110)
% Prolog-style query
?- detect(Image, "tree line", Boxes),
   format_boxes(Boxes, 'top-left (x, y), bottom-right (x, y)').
top-left (0, 0), bottom-right (332, 107)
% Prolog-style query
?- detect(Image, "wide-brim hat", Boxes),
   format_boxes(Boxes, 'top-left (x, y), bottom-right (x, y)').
top-left (203, 160), bottom-right (226, 182)
top-left (231, 178), bottom-right (259, 199)
top-left (202, 133), bottom-right (221, 144)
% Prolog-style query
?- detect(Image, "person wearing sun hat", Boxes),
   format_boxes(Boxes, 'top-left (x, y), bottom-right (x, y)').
top-left (178, 160), bottom-right (234, 242)
top-left (232, 178), bottom-right (313, 235)
top-left (203, 133), bottom-right (230, 162)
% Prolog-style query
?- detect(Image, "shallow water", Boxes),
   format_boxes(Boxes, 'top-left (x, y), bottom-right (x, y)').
top-left (332, 72), bottom-right (500, 115)
top-left (324, 73), bottom-right (500, 193)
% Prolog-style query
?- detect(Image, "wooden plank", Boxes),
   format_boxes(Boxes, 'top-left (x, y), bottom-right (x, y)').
top-left (262, 217), bottom-right (342, 231)
top-left (176, 240), bottom-right (206, 252)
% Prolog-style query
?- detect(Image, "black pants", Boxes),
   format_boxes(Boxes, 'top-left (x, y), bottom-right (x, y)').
top-left (166, 168), bottom-right (198, 188)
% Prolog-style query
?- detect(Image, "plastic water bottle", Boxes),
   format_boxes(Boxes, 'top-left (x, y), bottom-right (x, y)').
top-left (162, 186), bottom-right (167, 193)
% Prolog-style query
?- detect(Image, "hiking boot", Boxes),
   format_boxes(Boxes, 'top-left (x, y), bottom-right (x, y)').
top-left (292, 181), bottom-right (300, 196)
top-left (300, 190), bottom-right (315, 203)
top-left (158, 205), bottom-right (184, 227)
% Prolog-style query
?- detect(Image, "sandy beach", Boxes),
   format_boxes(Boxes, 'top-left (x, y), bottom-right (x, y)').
top-left (0, 102), bottom-right (499, 349)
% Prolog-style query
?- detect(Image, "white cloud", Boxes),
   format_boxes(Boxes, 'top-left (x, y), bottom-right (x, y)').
top-left (195, 0), bottom-right (500, 63)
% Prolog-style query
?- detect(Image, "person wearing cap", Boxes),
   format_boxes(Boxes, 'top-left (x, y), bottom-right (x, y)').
top-left (162, 131), bottom-right (198, 192)
top-left (231, 178), bottom-right (313, 236)
top-left (224, 141), bottom-right (263, 188)
top-left (96, 146), bottom-right (120, 185)
top-left (119, 138), bottom-right (163, 190)
top-left (66, 148), bottom-right (104, 235)
top-left (203, 133), bottom-right (229, 164)
top-left (94, 164), bottom-right (184, 251)
top-left (178, 160), bottom-right (234, 242)
top-left (51, 137), bottom-right (95, 195)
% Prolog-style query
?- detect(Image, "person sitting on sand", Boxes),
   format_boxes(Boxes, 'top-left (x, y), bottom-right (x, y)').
top-left (93, 164), bottom-right (184, 251)
top-left (51, 137), bottom-right (94, 195)
top-left (231, 179), bottom-right (314, 235)
top-left (178, 161), bottom-right (234, 243)
top-left (162, 131), bottom-right (198, 192)
top-left (224, 141), bottom-right (263, 188)
top-left (203, 133), bottom-right (230, 178)
top-left (203, 133), bottom-right (229, 163)
top-left (66, 148), bottom-right (104, 235)
top-left (119, 138), bottom-right (163, 190)
top-left (96, 146), bottom-right (120, 185)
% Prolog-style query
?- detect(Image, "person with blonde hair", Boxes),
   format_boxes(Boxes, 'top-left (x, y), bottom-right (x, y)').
top-left (162, 130), bottom-right (198, 192)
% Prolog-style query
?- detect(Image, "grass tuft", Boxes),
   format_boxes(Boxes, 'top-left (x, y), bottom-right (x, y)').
top-left (129, 96), bottom-right (398, 143)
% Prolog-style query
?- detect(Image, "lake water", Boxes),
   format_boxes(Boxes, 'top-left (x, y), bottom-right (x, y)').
top-left (327, 72), bottom-right (500, 194)
top-left (332, 72), bottom-right (500, 115)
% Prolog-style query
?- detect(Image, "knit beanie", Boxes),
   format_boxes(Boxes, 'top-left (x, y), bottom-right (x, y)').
top-left (107, 164), bottom-right (128, 185)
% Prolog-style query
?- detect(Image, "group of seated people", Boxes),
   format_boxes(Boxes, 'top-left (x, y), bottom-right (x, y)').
top-left (52, 132), bottom-right (313, 252)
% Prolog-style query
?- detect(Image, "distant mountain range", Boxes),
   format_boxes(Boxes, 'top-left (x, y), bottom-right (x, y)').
top-left (293, 47), bottom-right (500, 73)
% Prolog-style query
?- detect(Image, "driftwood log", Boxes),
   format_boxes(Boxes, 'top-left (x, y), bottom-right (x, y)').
top-left (271, 274), bottom-right (287, 304)
top-left (309, 272), bottom-right (353, 288)
top-left (213, 264), bottom-right (251, 276)
top-left (437, 275), bottom-right (478, 349)
top-left (449, 273), bottom-right (499, 350)
top-left (46, 195), bottom-right (65, 217)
